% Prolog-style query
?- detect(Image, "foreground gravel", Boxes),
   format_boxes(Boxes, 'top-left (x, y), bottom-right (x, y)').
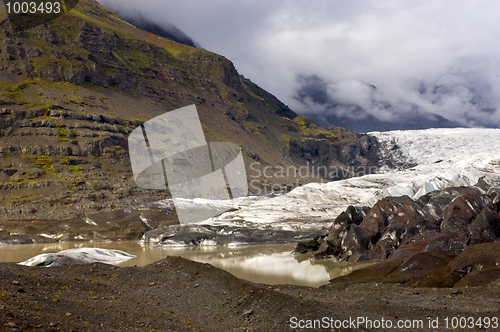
top-left (0, 256), bottom-right (499, 331)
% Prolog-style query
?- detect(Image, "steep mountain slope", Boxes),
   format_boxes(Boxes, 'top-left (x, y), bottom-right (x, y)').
top-left (0, 0), bottom-right (378, 221)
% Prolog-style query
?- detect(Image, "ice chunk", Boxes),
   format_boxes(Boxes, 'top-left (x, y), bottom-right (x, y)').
top-left (19, 248), bottom-right (136, 267)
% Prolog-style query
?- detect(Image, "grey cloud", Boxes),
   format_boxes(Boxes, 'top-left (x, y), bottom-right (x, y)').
top-left (97, 0), bottom-right (500, 128)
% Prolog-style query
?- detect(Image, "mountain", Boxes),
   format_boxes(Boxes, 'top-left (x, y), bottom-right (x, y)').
top-left (0, 0), bottom-right (378, 221)
top-left (295, 75), bottom-right (463, 132)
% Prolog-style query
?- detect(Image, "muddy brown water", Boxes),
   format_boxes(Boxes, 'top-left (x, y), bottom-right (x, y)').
top-left (0, 241), bottom-right (368, 287)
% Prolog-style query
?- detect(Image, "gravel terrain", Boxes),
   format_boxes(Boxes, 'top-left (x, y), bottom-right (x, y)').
top-left (1, 255), bottom-right (499, 331)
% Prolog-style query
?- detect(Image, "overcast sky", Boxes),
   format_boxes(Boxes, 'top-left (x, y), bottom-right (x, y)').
top-left (97, 0), bottom-right (500, 127)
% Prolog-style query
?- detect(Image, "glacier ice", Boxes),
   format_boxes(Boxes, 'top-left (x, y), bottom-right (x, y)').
top-left (134, 128), bottom-right (500, 233)
top-left (19, 248), bottom-right (136, 267)
top-left (197, 128), bottom-right (500, 230)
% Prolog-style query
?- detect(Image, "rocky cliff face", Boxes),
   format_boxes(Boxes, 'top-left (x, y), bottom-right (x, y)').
top-left (0, 0), bottom-right (379, 222)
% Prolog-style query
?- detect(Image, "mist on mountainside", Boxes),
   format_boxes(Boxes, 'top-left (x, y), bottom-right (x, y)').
top-left (293, 75), bottom-right (483, 132)
top-left (97, 2), bottom-right (199, 47)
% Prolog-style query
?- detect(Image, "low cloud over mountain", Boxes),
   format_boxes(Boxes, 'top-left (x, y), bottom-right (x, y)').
top-left (97, 0), bottom-right (500, 130)
top-left (98, 2), bottom-right (198, 48)
top-left (294, 75), bottom-right (464, 132)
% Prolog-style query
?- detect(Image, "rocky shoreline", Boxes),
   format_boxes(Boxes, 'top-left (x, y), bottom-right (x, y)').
top-left (0, 200), bottom-right (327, 247)
top-left (2, 161), bottom-right (500, 330)
top-left (0, 192), bottom-right (500, 331)
top-left (1, 185), bottom-right (500, 330)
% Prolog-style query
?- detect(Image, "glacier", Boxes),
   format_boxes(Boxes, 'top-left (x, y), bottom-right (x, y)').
top-left (19, 248), bottom-right (136, 267)
top-left (190, 128), bottom-right (500, 231)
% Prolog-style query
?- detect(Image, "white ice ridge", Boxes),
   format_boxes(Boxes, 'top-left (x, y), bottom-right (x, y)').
top-left (199, 128), bottom-right (500, 230)
top-left (371, 128), bottom-right (500, 171)
top-left (19, 248), bottom-right (136, 267)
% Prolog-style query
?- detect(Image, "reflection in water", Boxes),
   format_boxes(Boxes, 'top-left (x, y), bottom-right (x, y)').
top-left (0, 242), bottom-right (367, 287)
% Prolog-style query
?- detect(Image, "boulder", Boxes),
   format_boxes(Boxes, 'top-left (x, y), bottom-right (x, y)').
top-left (293, 238), bottom-right (321, 255)
top-left (360, 195), bottom-right (432, 240)
top-left (418, 187), bottom-right (482, 219)
top-left (341, 224), bottom-right (376, 256)
top-left (312, 240), bottom-right (340, 260)
top-left (468, 202), bottom-right (500, 244)
top-left (439, 193), bottom-right (491, 231)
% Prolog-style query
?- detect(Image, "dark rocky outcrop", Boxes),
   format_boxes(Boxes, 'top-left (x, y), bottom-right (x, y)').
top-left (292, 238), bottom-right (322, 254)
top-left (293, 205), bottom-right (369, 259)
top-left (297, 184), bottom-right (500, 263)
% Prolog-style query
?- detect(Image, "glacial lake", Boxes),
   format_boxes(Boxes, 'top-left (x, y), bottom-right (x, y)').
top-left (0, 241), bottom-right (367, 287)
